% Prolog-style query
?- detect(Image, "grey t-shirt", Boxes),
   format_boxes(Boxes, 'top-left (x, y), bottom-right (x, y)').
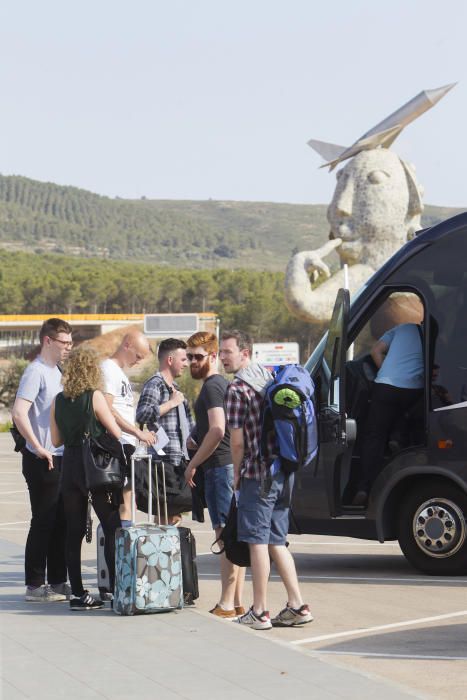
top-left (16, 357), bottom-right (64, 456)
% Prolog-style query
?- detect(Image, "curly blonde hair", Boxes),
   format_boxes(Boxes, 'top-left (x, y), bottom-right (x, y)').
top-left (62, 346), bottom-right (103, 400)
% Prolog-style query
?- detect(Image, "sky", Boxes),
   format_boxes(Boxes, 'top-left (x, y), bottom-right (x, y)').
top-left (0, 0), bottom-right (466, 206)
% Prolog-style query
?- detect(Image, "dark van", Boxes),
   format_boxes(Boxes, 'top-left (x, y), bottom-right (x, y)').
top-left (290, 211), bottom-right (467, 575)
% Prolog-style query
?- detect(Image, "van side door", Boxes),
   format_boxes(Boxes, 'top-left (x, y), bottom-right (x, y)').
top-left (319, 288), bottom-right (352, 516)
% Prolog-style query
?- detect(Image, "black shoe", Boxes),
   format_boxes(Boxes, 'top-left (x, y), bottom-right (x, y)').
top-left (352, 490), bottom-right (368, 507)
top-left (70, 591), bottom-right (104, 611)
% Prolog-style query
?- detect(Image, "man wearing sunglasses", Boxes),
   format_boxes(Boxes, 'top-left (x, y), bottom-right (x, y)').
top-left (12, 318), bottom-right (73, 602)
top-left (184, 332), bottom-right (245, 619)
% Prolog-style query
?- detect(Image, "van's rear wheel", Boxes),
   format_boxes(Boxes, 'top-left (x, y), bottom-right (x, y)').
top-left (397, 481), bottom-right (467, 575)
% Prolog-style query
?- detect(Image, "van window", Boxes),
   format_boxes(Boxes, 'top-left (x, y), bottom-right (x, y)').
top-left (386, 227), bottom-right (467, 407)
top-left (353, 291), bottom-right (424, 360)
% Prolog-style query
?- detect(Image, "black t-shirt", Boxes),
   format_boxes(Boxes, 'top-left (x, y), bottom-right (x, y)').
top-left (194, 374), bottom-right (231, 469)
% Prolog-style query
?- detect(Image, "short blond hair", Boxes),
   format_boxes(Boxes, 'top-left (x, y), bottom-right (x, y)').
top-left (187, 332), bottom-right (218, 354)
top-left (62, 346), bottom-right (103, 400)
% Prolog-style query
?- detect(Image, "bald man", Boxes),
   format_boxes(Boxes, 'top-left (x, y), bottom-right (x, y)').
top-left (101, 330), bottom-right (156, 524)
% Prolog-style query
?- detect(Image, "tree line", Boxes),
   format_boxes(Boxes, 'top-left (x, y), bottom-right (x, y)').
top-left (0, 250), bottom-right (322, 359)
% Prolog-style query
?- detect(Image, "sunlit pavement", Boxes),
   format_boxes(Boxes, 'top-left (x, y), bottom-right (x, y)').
top-left (1, 434), bottom-right (466, 699)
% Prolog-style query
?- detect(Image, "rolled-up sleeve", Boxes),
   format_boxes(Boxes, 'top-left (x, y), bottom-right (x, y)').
top-left (136, 379), bottom-right (161, 429)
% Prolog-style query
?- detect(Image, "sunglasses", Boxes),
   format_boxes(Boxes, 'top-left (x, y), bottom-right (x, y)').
top-left (187, 352), bottom-right (209, 362)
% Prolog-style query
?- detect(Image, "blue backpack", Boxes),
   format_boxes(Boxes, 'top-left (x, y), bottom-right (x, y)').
top-left (261, 364), bottom-right (318, 475)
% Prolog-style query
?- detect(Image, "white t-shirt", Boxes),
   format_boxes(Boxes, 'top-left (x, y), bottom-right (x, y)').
top-left (101, 358), bottom-right (136, 445)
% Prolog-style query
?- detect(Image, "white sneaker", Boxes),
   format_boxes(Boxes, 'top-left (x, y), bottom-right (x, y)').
top-left (235, 606), bottom-right (272, 630)
top-left (25, 585), bottom-right (67, 602)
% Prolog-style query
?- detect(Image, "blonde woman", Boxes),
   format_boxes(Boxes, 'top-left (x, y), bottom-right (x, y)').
top-left (50, 346), bottom-right (122, 611)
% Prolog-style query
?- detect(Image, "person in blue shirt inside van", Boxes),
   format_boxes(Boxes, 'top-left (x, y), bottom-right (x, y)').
top-left (352, 323), bottom-right (424, 506)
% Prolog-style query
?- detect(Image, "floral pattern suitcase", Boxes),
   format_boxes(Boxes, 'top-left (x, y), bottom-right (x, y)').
top-left (114, 455), bottom-right (184, 615)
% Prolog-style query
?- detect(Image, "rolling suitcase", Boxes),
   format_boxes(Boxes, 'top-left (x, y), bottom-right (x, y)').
top-left (179, 526), bottom-right (199, 605)
top-left (114, 455), bottom-right (184, 615)
top-left (96, 523), bottom-right (112, 600)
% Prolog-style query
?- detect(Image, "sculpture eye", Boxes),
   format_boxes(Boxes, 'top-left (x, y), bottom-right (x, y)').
top-left (367, 170), bottom-right (390, 184)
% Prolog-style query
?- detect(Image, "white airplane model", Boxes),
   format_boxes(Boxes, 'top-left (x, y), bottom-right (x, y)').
top-left (308, 83), bottom-right (456, 170)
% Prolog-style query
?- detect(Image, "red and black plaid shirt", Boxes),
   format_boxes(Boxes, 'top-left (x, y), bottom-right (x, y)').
top-left (226, 377), bottom-right (275, 480)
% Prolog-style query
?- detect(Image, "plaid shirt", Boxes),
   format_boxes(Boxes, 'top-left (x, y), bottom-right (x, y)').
top-left (136, 373), bottom-right (194, 467)
top-left (226, 377), bottom-right (275, 480)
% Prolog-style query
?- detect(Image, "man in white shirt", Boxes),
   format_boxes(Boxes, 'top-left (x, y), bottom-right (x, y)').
top-left (101, 329), bottom-right (156, 525)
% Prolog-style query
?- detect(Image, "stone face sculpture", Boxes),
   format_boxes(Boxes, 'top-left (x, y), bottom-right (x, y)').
top-left (284, 148), bottom-right (423, 323)
top-left (285, 84), bottom-right (455, 325)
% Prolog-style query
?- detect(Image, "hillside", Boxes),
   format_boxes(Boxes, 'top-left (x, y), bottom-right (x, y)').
top-left (0, 174), bottom-right (463, 271)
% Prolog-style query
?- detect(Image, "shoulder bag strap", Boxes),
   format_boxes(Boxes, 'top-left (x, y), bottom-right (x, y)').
top-left (84, 390), bottom-right (95, 437)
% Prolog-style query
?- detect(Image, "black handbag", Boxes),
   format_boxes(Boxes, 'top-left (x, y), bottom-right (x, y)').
top-left (83, 431), bottom-right (125, 492)
top-left (212, 496), bottom-right (250, 567)
top-left (82, 393), bottom-right (125, 492)
top-left (135, 459), bottom-right (192, 515)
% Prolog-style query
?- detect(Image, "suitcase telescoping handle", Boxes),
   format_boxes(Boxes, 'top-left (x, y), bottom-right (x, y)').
top-left (130, 455), bottom-right (168, 526)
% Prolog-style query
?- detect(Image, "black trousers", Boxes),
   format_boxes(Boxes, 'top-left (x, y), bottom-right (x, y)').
top-left (22, 449), bottom-right (67, 588)
top-left (358, 383), bottom-right (423, 490)
top-left (62, 446), bottom-right (121, 597)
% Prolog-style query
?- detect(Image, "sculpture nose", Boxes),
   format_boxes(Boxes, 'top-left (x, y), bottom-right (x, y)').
top-left (334, 178), bottom-right (353, 217)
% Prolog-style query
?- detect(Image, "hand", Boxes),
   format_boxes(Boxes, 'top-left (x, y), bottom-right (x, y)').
top-left (171, 390), bottom-right (185, 408)
top-left (138, 429), bottom-right (157, 447)
top-left (36, 446), bottom-right (54, 470)
top-left (186, 436), bottom-right (198, 452)
top-left (300, 238), bottom-right (342, 282)
top-left (184, 462), bottom-right (197, 488)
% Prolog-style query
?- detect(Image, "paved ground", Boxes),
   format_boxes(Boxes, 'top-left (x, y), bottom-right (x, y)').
top-left (1, 433), bottom-right (467, 699)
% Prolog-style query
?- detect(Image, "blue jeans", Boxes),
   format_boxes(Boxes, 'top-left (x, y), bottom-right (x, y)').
top-left (204, 464), bottom-right (234, 529)
top-left (237, 471), bottom-right (294, 545)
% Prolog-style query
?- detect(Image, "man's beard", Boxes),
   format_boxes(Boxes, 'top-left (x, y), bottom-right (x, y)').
top-left (190, 361), bottom-right (210, 380)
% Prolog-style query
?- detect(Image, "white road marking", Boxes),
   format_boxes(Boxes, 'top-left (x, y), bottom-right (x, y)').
top-left (197, 572), bottom-right (467, 585)
top-left (288, 541), bottom-right (400, 547)
top-left (1, 491), bottom-right (26, 495)
top-left (316, 650), bottom-right (467, 661)
top-left (0, 521), bottom-right (29, 527)
top-left (291, 610), bottom-right (467, 645)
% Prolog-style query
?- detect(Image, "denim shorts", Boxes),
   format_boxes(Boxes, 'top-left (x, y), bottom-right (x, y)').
top-left (237, 471), bottom-right (294, 546)
top-left (204, 464), bottom-right (234, 530)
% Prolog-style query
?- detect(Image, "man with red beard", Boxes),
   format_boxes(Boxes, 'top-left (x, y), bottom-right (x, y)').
top-left (184, 331), bottom-right (245, 619)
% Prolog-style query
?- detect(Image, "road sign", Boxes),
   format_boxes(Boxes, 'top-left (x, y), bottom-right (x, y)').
top-left (144, 314), bottom-right (199, 337)
top-left (252, 342), bottom-right (300, 370)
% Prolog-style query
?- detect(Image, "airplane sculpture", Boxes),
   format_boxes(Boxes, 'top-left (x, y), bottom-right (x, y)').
top-left (308, 83), bottom-right (456, 170)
